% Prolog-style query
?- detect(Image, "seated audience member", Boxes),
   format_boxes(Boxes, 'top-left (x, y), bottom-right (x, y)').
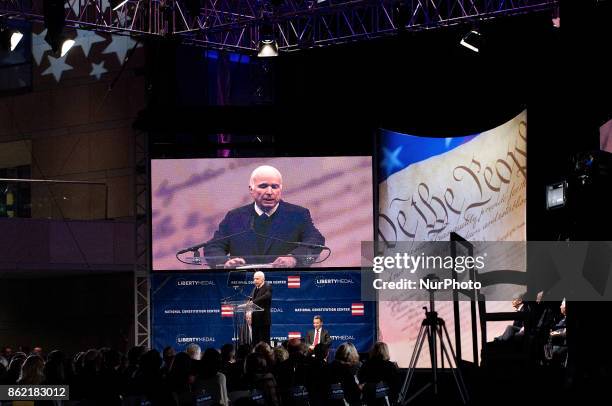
top-left (328, 342), bottom-right (362, 406)
top-left (358, 342), bottom-right (401, 404)
top-left (244, 352), bottom-right (281, 406)
top-left (253, 342), bottom-right (275, 372)
top-left (161, 346), bottom-right (176, 379)
top-left (186, 343), bottom-right (202, 361)
top-left (73, 349), bottom-right (105, 401)
top-left (275, 338), bottom-right (311, 404)
top-left (1, 346), bottom-right (14, 362)
top-left (308, 344), bottom-right (331, 405)
top-left (225, 344), bottom-right (251, 392)
top-left (124, 345), bottom-right (146, 381)
top-left (44, 350), bottom-right (67, 385)
top-left (221, 343), bottom-right (236, 370)
top-left (193, 348), bottom-right (229, 406)
top-left (167, 352), bottom-right (196, 406)
top-left (128, 349), bottom-right (165, 404)
top-left (272, 346), bottom-right (289, 377)
top-left (99, 348), bottom-right (124, 405)
top-left (4, 352), bottom-right (26, 385)
top-left (18, 354), bottom-right (45, 385)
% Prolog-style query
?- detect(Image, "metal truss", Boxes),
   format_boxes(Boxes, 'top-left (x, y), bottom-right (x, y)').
top-left (0, 0), bottom-right (557, 52)
top-left (134, 129), bottom-right (151, 348)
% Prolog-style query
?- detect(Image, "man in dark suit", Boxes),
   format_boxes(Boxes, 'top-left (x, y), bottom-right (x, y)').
top-left (250, 271), bottom-right (272, 346)
top-left (305, 315), bottom-right (332, 351)
top-left (495, 293), bottom-right (530, 342)
top-left (204, 165), bottom-right (325, 268)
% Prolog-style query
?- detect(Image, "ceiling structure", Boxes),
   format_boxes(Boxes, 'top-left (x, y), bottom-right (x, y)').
top-left (0, 0), bottom-right (559, 53)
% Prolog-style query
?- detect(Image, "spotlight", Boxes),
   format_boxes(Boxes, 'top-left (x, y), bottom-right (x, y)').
top-left (257, 39), bottom-right (279, 58)
top-left (45, 33), bottom-right (75, 57)
top-left (111, 0), bottom-right (129, 10)
top-left (43, 0), bottom-right (75, 57)
top-left (459, 30), bottom-right (482, 53)
top-left (257, 22), bottom-right (278, 58)
top-left (0, 28), bottom-right (23, 51)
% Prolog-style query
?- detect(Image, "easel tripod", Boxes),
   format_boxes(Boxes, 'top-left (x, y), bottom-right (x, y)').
top-left (397, 281), bottom-right (469, 405)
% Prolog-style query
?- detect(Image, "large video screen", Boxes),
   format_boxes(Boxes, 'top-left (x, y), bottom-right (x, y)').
top-left (377, 110), bottom-right (527, 367)
top-left (151, 156), bottom-right (373, 270)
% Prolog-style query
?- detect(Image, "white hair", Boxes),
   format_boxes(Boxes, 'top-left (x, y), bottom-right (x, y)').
top-left (254, 271), bottom-right (265, 280)
top-left (186, 343), bottom-right (201, 360)
top-left (249, 165), bottom-right (283, 188)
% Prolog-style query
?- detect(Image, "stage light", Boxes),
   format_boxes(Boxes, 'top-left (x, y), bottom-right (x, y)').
top-left (111, 0), bottom-right (129, 10)
top-left (257, 39), bottom-right (279, 58)
top-left (0, 28), bottom-right (23, 51)
top-left (45, 32), bottom-right (75, 57)
top-left (459, 30), bottom-right (482, 53)
top-left (257, 22), bottom-right (278, 58)
top-left (44, 0), bottom-right (75, 57)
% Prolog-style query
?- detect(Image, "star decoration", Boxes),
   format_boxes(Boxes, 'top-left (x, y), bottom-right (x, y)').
top-left (32, 29), bottom-right (51, 66)
top-left (102, 35), bottom-right (140, 65)
top-left (42, 55), bottom-right (74, 82)
top-left (74, 29), bottom-right (107, 57)
top-left (90, 61), bottom-right (107, 80)
top-left (381, 146), bottom-right (404, 176)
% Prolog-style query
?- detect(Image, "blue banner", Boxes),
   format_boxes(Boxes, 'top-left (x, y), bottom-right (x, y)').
top-left (151, 271), bottom-right (376, 353)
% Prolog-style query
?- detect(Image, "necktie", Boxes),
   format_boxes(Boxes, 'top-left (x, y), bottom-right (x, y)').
top-left (314, 329), bottom-right (320, 346)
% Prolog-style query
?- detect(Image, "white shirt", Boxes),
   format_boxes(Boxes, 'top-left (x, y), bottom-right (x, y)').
top-left (254, 202), bottom-right (279, 217)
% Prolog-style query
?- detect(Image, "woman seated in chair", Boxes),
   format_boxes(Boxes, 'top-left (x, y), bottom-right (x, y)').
top-left (358, 342), bottom-right (400, 404)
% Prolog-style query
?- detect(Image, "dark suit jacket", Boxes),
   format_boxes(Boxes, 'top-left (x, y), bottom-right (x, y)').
top-left (251, 283), bottom-right (272, 326)
top-left (204, 200), bottom-right (325, 267)
top-left (305, 328), bottom-right (332, 347)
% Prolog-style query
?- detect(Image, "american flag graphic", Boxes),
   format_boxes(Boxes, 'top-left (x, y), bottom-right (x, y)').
top-left (351, 303), bottom-right (365, 316)
top-left (288, 332), bottom-right (302, 339)
top-left (221, 304), bottom-right (234, 318)
top-left (287, 276), bottom-right (301, 288)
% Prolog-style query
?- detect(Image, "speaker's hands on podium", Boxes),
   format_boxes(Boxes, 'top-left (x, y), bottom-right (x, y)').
top-left (272, 256), bottom-right (297, 268)
top-left (224, 257), bottom-right (247, 268)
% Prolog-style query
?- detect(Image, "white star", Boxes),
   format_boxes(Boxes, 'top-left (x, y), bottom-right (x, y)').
top-left (42, 56), bottom-right (74, 82)
top-left (380, 146), bottom-right (404, 176)
top-left (102, 35), bottom-right (140, 65)
top-left (90, 61), bottom-right (107, 80)
top-left (32, 29), bottom-right (51, 65)
top-left (74, 29), bottom-right (107, 57)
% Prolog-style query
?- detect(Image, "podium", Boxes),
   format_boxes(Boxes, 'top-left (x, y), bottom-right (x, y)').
top-left (222, 299), bottom-right (264, 348)
top-left (177, 254), bottom-right (322, 268)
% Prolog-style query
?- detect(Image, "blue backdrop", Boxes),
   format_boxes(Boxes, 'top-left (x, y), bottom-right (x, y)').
top-left (151, 270), bottom-right (376, 352)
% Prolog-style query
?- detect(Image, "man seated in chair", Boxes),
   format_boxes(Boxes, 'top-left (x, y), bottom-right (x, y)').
top-left (494, 293), bottom-right (530, 343)
top-left (306, 315), bottom-right (332, 352)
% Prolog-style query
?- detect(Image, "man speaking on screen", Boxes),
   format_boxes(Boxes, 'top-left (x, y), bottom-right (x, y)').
top-left (205, 165), bottom-right (325, 268)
